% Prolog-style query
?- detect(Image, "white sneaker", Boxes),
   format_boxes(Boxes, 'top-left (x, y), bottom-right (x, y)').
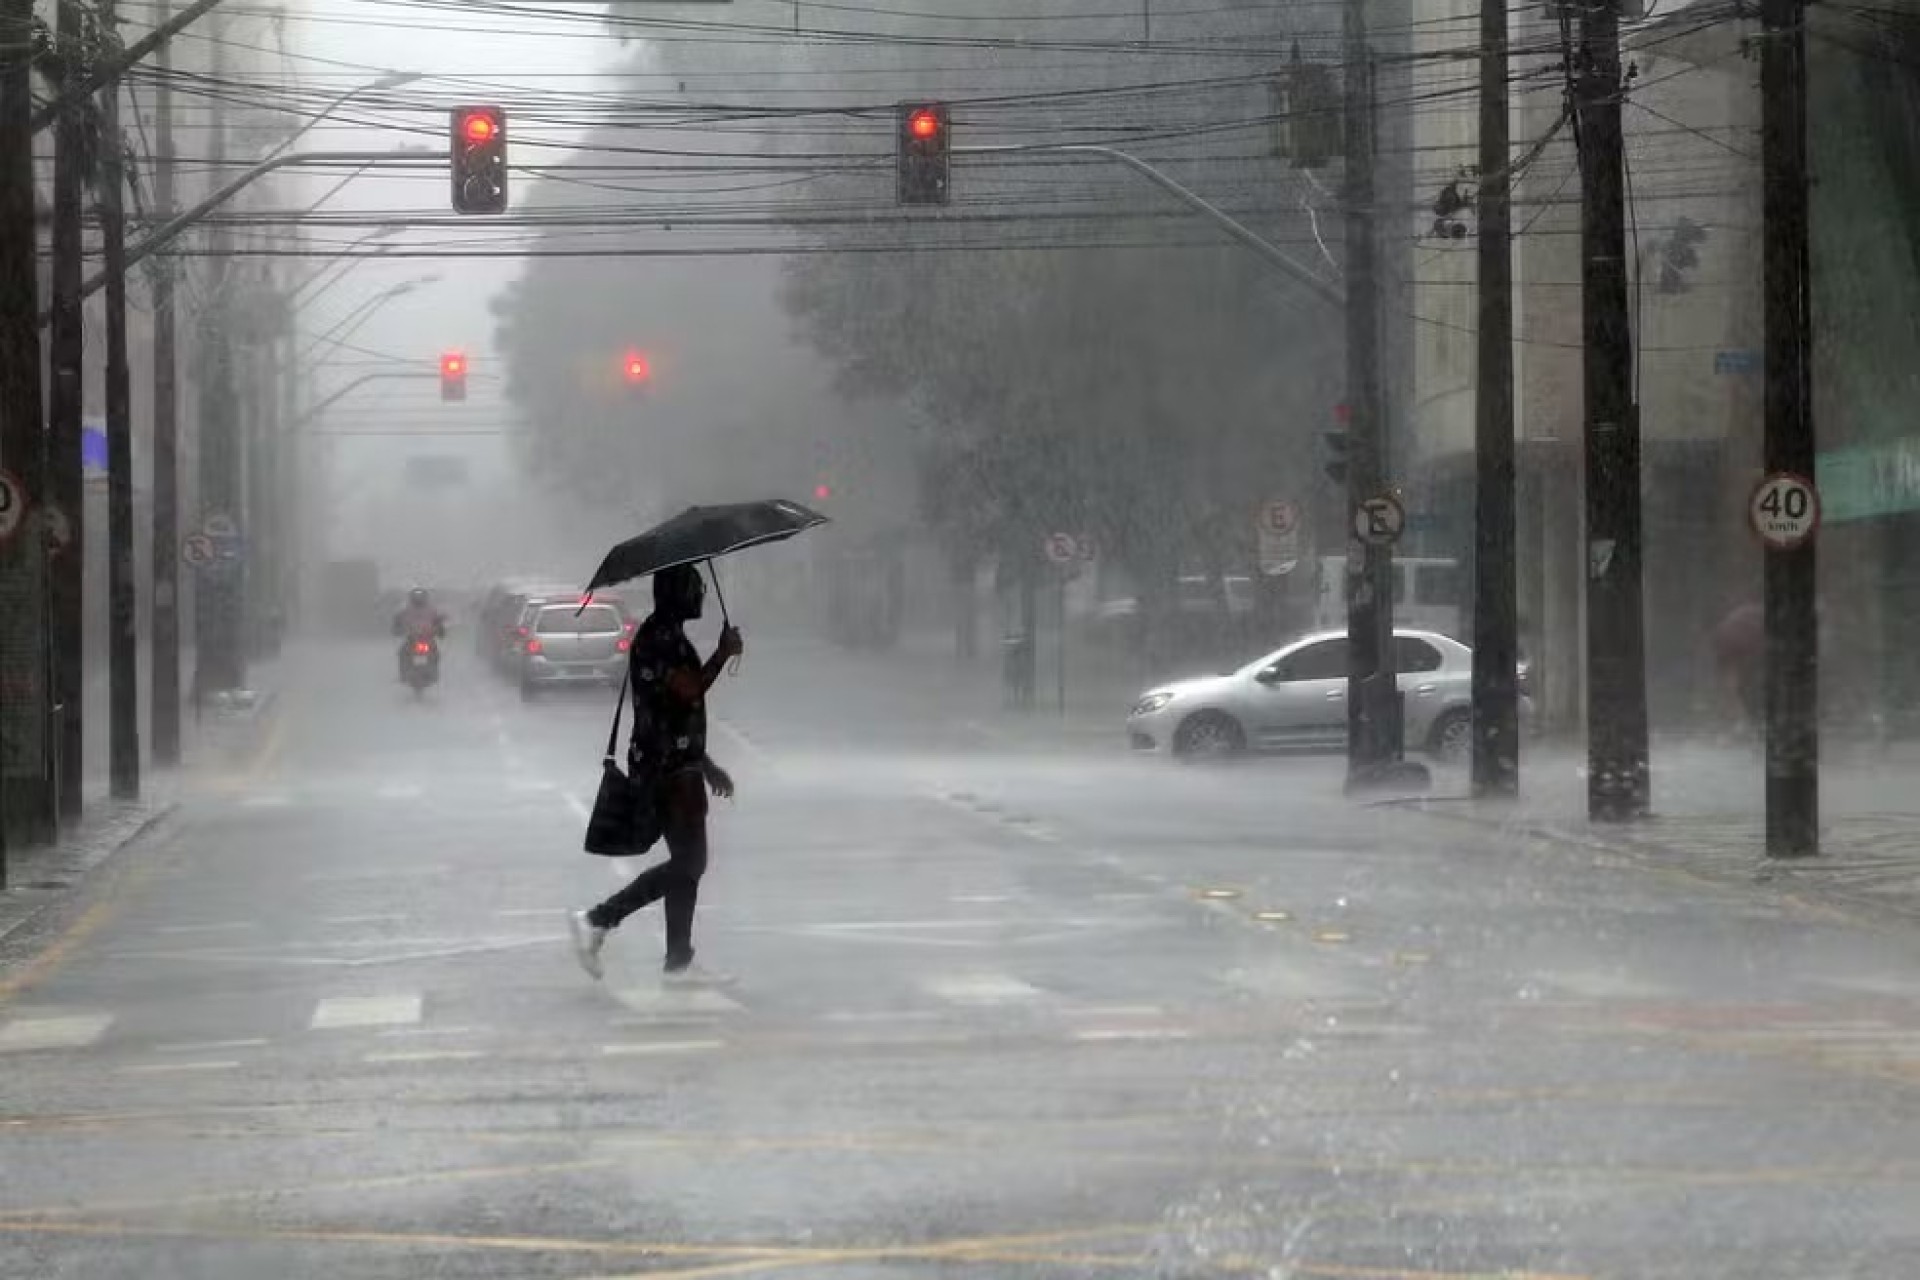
top-left (568, 910), bottom-right (607, 981)
top-left (662, 961), bottom-right (736, 989)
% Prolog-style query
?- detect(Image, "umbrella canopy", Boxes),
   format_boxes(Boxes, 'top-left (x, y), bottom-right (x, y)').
top-left (583, 499), bottom-right (829, 595)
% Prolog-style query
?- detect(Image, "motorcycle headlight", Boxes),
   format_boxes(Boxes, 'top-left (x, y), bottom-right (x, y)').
top-left (1133, 692), bottom-right (1175, 715)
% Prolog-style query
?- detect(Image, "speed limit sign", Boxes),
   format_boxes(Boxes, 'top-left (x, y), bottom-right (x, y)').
top-left (0, 468), bottom-right (24, 547)
top-left (1749, 472), bottom-right (1820, 550)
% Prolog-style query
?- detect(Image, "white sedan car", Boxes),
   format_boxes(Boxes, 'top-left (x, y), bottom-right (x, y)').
top-left (1127, 629), bottom-right (1518, 761)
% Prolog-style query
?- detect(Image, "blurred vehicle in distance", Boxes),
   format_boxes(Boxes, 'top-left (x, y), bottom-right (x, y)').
top-left (517, 599), bottom-right (633, 700)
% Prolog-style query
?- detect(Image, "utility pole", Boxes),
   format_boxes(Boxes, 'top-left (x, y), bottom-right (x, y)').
top-left (98, 0), bottom-right (138, 799)
top-left (195, 18), bottom-right (245, 699)
top-left (1573, 0), bottom-right (1649, 821)
top-left (1760, 0), bottom-right (1817, 857)
top-left (149, 3), bottom-right (180, 767)
top-left (1343, 0), bottom-right (1402, 788)
top-left (1472, 0), bottom-right (1519, 796)
top-left (48, 0), bottom-right (88, 822)
top-left (1, 0), bottom-right (56, 858)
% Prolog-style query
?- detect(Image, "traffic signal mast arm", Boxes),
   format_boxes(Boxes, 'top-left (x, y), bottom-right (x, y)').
top-left (292, 372), bottom-right (442, 430)
top-left (44, 149), bottom-right (425, 325)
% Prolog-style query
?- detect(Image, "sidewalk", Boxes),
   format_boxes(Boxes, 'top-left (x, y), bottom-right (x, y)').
top-left (1404, 738), bottom-right (1920, 925)
top-left (2, 648), bottom-right (288, 952)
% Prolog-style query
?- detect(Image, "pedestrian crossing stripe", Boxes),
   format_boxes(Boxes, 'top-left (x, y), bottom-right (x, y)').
top-left (309, 994), bottom-right (423, 1030)
top-left (0, 1013), bottom-right (114, 1052)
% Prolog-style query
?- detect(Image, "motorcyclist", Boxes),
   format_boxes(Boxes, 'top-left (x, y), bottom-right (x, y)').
top-left (392, 587), bottom-right (448, 681)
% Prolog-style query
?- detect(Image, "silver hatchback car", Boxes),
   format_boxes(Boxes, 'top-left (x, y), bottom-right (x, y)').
top-left (1127, 628), bottom-right (1519, 761)
top-left (518, 600), bottom-right (632, 699)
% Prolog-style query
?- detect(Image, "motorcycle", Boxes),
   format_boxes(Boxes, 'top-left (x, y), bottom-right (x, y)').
top-left (401, 635), bottom-right (441, 697)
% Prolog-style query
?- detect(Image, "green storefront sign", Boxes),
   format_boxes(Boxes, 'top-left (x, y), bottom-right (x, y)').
top-left (1818, 437), bottom-right (1920, 523)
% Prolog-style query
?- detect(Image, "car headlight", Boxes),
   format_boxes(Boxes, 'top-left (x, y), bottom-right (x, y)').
top-left (1132, 692), bottom-right (1175, 715)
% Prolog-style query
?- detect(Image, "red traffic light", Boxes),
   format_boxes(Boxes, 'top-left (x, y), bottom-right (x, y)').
top-left (814, 482), bottom-right (832, 501)
top-left (461, 111), bottom-right (498, 144)
top-left (907, 108), bottom-right (941, 141)
top-left (441, 352), bottom-right (467, 377)
top-left (623, 351), bottom-right (651, 383)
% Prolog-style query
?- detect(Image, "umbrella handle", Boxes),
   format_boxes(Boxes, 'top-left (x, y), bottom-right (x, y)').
top-left (707, 561), bottom-right (742, 675)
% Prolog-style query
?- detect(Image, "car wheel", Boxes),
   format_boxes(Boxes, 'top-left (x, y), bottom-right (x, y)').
top-left (1173, 711), bottom-right (1245, 759)
top-left (1428, 709), bottom-right (1472, 762)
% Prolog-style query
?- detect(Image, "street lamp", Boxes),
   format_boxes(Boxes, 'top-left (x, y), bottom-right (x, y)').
top-left (299, 274), bottom-right (441, 367)
top-left (261, 70), bottom-right (421, 168)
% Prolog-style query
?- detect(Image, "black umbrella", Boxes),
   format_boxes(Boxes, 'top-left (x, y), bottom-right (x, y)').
top-left (582, 498), bottom-right (830, 624)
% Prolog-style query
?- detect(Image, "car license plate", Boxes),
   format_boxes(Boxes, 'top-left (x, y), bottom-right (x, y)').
top-left (412, 654), bottom-right (430, 667)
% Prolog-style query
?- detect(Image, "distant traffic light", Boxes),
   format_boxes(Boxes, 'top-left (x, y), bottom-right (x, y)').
top-left (450, 105), bottom-right (507, 214)
top-left (440, 351), bottom-right (468, 402)
top-left (623, 350), bottom-right (651, 387)
top-left (1322, 404), bottom-right (1349, 485)
top-left (813, 481), bottom-right (832, 502)
top-left (896, 101), bottom-right (950, 206)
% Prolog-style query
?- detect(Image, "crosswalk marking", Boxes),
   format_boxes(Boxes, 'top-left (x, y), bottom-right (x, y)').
top-left (0, 1014), bottom-right (114, 1053)
top-left (155, 1038), bottom-right (269, 1054)
top-left (117, 1060), bottom-right (241, 1074)
top-left (363, 1049), bottom-right (487, 1065)
top-left (924, 974), bottom-right (1043, 1006)
top-left (1072, 1027), bottom-right (1192, 1043)
top-left (600, 1040), bottom-right (725, 1057)
top-left (309, 994), bottom-right (422, 1030)
top-left (609, 986), bottom-right (744, 1016)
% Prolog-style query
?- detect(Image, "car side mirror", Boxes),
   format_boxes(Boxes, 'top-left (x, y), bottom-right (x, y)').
top-left (1256, 665), bottom-right (1286, 685)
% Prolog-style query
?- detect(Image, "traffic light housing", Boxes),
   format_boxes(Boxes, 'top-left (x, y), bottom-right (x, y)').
top-left (450, 106), bottom-right (508, 214)
top-left (896, 102), bottom-right (950, 206)
top-left (440, 351), bottom-right (468, 402)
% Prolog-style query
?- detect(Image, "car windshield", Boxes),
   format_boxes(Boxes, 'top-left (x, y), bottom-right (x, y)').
top-left (6, 5), bottom-right (1910, 1277)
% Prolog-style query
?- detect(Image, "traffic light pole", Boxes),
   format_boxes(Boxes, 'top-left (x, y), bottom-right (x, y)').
top-left (99, 0), bottom-right (140, 800)
top-left (150, 7), bottom-right (182, 767)
top-left (48, 0), bottom-right (87, 821)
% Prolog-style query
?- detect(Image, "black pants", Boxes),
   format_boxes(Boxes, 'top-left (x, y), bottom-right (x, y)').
top-left (587, 769), bottom-right (709, 969)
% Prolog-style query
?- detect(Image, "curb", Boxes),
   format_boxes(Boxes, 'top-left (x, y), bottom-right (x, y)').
top-left (0, 800), bottom-right (179, 952)
top-left (1383, 795), bottom-right (1908, 932)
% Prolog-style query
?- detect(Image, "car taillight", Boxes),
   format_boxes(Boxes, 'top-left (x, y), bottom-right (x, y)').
top-left (525, 638), bottom-right (543, 655)
top-left (616, 637), bottom-right (631, 653)
top-left (516, 625), bottom-right (530, 638)
top-left (413, 641), bottom-right (431, 654)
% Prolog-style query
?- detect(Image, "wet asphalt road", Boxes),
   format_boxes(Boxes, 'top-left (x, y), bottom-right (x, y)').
top-left (4, 634), bottom-right (1920, 1278)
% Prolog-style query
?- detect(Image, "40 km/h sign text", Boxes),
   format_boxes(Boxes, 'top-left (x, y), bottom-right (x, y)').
top-left (1749, 472), bottom-right (1820, 551)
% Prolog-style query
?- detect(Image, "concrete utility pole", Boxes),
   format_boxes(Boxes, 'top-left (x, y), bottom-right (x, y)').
top-left (1573, 0), bottom-right (1650, 821)
top-left (1759, 0), bottom-right (1818, 857)
top-left (1472, 0), bottom-right (1520, 797)
top-left (195, 18), bottom-right (245, 699)
top-left (0, 0), bottom-right (56, 856)
top-left (150, 2), bottom-right (181, 767)
top-left (48, 0), bottom-right (88, 821)
top-left (98, 0), bottom-right (139, 799)
top-left (1342, 0), bottom-right (1403, 787)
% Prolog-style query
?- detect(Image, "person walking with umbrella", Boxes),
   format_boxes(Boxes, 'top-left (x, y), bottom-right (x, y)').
top-left (570, 564), bottom-right (742, 984)
top-left (566, 499), bottom-right (828, 986)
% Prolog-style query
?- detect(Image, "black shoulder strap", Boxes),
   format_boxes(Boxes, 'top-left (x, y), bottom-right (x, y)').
top-left (604, 669), bottom-right (629, 762)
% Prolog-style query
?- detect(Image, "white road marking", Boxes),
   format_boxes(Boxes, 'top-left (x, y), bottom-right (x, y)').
top-left (1066, 1004), bottom-right (1165, 1020)
top-left (599, 1040), bottom-right (725, 1057)
top-left (155, 922), bottom-right (256, 936)
top-left (925, 974), bottom-right (1044, 1006)
top-left (116, 1060), bottom-right (242, 1074)
top-left (821, 1010), bottom-right (948, 1025)
top-left (951, 894), bottom-right (1013, 905)
top-left (1072, 1027), bottom-right (1192, 1043)
top-left (309, 994), bottom-right (423, 1031)
top-left (321, 913), bottom-right (411, 926)
top-left (377, 1025), bottom-right (483, 1039)
top-left (609, 987), bottom-right (744, 1016)
top-left (154, 1038), bottom-right (269, 1054)
top-left (0, 1014), bottom-right (114, 1052)
top-left (493, 907), bottom-right (572, 919)
top-left (362, 1049), bottom-right (488, 1065)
